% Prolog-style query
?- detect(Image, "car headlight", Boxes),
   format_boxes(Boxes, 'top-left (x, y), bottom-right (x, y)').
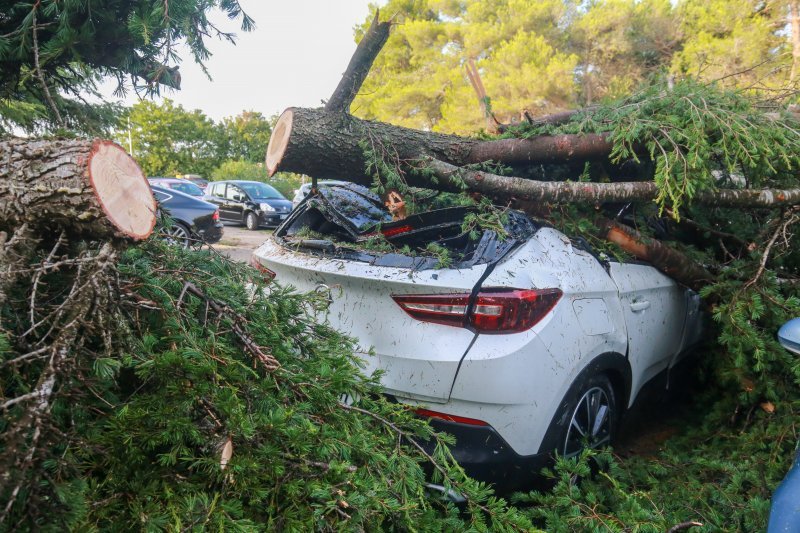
top-left (259, 203), bottom-right (276, 212)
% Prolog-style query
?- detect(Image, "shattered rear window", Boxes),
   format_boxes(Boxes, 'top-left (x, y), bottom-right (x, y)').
top-left (318, 185), bottom-right (389, 232)
top-left (275, 184), bottom-right (537, 269)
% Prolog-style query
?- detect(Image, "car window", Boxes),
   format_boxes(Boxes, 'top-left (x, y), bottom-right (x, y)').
top-left (169, 181), bottom-right (203, 196)
top-left (209, 183), bottom-right (223, 197)
top-left (226, 185), bottom-right (244, 201)
top-left (240, 182), bottom-right (282, 199)
top-left (153, 191), bottom-right (171, 202)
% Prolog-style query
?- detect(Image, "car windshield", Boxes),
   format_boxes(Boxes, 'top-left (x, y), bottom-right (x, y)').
top-left (240, 182), bottom-right (283, 199)
top-left (169, 181), bottom-right (203, 196)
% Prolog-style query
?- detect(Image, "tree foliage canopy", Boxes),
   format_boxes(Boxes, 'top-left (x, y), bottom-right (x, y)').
top-left (354, 0), bottom-right (799, 134)
top-left (0, 0), bottom-right (253, 134)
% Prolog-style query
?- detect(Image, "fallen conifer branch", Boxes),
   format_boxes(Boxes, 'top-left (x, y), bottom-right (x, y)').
top-left (177, 281), bottom-right (280, 371)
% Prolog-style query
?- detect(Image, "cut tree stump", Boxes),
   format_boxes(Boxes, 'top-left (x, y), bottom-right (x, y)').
top-left (0, 138), bottom-right (156, 240)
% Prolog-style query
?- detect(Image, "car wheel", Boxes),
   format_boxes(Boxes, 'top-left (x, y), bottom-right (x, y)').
top-left (162, 222), bottom-right (191, 248)
top-left (546, 373), bottom-right (618, 460)
top-left (561, 375), bottom-right (616, 458)
top-left (245, 211), bottom-right (259, 231)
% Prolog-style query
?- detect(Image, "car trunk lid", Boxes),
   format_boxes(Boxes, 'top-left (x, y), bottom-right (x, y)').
top-left (253, 241), bottom-right (486, 402)
top-left (253, 184), bottom-right (537, 402)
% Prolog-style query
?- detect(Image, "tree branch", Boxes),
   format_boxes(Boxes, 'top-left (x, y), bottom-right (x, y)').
top-left (423, 158), bottom-right (800, 208)
top-left (31, 9), bottom-right (64, 127)
top-left (325, 10), bottom-right (393, 113)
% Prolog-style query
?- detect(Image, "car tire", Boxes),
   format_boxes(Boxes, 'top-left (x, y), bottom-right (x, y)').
top-left (245, 211), bottom-right (259, 231)
top-left (162, 222), bottom-right (191, 249)
top-left (548, 373), bottom-right (618, 460)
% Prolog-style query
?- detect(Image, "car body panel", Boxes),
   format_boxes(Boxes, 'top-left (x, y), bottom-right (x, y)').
top-left (769, 320), bottom-right (800, 531)
top-left (430, 230), bottom-right (629, 455)
top-left (150, 185), bottom-right (223, 244)
top-left (768, 448), bottom-right (800, 532)
top-left (608, 262), bottom-right (689, 400)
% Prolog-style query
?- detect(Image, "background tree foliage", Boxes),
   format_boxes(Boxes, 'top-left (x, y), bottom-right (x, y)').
top-left (0, 0), bottom-right (253, 135)
top-left (120, 100), bottom-right (277, 180)
top-left (217, 111), bottom-right (275, 164)
top-left (355, 0), bottom-right (800, 134)
top-left (122, 99), bottom-right (222, 177)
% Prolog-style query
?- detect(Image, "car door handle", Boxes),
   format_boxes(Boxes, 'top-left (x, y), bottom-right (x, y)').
top-left (630, 300), bottom-right (650, 312)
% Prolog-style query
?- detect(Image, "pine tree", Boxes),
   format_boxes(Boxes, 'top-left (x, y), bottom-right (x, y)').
top-left (0, 0), bottom-right (253, 134)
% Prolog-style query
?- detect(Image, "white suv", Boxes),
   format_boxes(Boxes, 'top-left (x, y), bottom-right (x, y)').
top-left (252, 185), bottom-right (703, 487)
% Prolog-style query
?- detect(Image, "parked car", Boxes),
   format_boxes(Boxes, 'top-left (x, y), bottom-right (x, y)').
top-left (148, 177), bottom-right (205, 198)
top-left (180, 174), bottom-right (209, 191)
top-left (151, 185), bottom-right (223, 247)
top-left (251, 184), bottom-right (703, 488)
top-left (767, 318), bottom-right (800, 532)
top-left (205, 180), bottom-right (293, 230)
top-left (292, 180), bottom-right (348, 209)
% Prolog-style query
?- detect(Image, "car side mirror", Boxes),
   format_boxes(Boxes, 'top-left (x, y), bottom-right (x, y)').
top-left (778, 318), bottom-right (800, 355)
top-left (233, 194), bottom-right (244, 202)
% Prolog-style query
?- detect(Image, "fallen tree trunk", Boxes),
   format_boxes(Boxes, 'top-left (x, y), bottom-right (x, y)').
top-left (0, 138), bottom-right (156, 240)
top-left (326, 11), bottom-right (393, 113)
top-left (423, 159), bottom-right (800, 208)
top-left (266, 107), bottom-right (618, 182)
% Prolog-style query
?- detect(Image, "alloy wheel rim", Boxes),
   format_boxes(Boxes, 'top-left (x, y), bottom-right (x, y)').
top-left (164, 225), bottom-right (189, 247)
top-left (563, 386), bottom-right (612, 458)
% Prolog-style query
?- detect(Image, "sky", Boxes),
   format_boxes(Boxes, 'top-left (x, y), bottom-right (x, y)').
top-left (101, 0), bottom-right (383, 121)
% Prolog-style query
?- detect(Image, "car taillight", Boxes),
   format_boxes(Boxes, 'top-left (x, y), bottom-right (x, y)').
top-left (381, 224), bottom-right (413, 237)
top-left (248, 256), bottom-right (276, 282)
top-left (212, 209), bottom-right (220, 222)
top-left (392, 288), bottom-right (562, 334)
top-left (414, 408), bottom-right (488, 426)
top-left (392, 293), bottom-right (470, 328)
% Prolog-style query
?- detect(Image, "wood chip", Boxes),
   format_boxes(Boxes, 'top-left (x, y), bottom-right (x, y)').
top-left (220, 436), bottom-right (233, 470)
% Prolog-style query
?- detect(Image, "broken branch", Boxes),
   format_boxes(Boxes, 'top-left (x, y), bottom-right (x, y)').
top-left (325, 10), bottom-right (392, 113)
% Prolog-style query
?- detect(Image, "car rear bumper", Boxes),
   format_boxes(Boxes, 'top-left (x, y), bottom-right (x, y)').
top-left (199, 222), bottom-right (224, 244)
top-left (422, 417), bottom-right (552, 491)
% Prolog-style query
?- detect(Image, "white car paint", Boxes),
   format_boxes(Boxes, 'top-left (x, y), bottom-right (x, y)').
top-left (252, 223), bottom-right (702, 458)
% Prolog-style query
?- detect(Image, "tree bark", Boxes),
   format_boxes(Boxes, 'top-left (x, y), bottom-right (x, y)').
top-left (326, 11), bottom-right (392, 113)
top-left (266, 107), bottom-right (617, 181)
top-left (423, 159), bottom-right (800, 208)
top-left (0, 138), bottom-right (156, 240)
top-left (596, 218), bottom-right (713, 290)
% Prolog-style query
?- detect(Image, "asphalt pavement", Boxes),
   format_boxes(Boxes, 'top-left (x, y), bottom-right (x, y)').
top-left (212, 223), bottom-right (273, 263)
